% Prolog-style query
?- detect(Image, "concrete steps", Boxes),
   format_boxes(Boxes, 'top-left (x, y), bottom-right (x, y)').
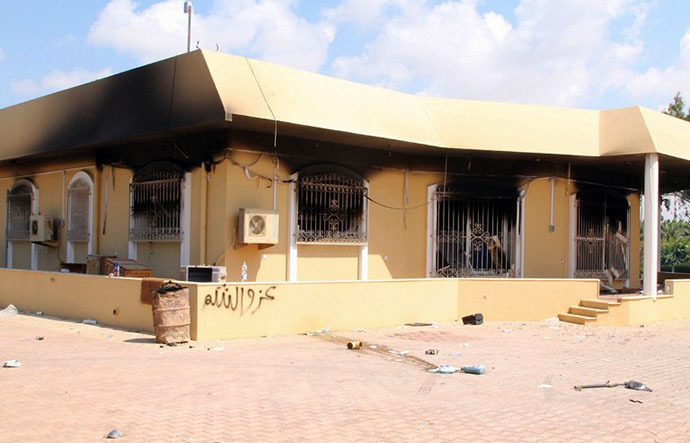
top-left (558, 299), bottom-right (621, 325)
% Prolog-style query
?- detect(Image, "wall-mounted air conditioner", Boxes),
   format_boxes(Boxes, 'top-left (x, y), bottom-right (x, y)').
top-left (30, 215), bottom-right (56, 243)
top-left (180, 265), bottom-right (227, 283)
top-left (238, 208), bottom-right (279, 244)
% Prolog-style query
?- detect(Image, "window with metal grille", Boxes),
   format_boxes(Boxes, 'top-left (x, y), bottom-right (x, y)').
top-left (574, 190), bottom-right (629, 281)
top-left (6, 182), bottom-right (33, 241)
top-left (67, 178), bottom-right (91, 242)
top-left (297, 172), bottom-right (367, 244)
top-left (432, 185), bottom-right (518, 278)
top-left (129, 165), bottom-right (182, 241)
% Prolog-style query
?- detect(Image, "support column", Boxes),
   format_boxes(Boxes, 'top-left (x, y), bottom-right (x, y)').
top-left (643, 153), bottom-right (659, 298)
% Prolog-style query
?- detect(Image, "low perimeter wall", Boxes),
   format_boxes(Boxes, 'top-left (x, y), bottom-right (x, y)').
top-left (0, 269), bottom-right (606, 340)
top-left (0, 269), bottom-right (153, 332)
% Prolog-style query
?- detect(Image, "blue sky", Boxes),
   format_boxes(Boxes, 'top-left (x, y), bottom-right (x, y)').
top-left (1, 0), bottom-right (689, 111)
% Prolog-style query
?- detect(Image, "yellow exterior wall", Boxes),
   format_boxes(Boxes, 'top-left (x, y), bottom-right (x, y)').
top-left (523, 179), bottom-right (571, 278)
top-left (97, 166), bottom-right (132, 260)
top-left (0, 269), bottom-right (153, 332)
top-left (627, 193), bottom-right (641, 288)
top-left (191, 278), bottom-right (459, 340)
top-left (458, 278), bottom-right (599, 321)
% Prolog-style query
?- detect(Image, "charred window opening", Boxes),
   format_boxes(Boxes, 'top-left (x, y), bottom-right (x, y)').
top-left (67, 178), bottom-right (91, 242)
top-left (433, 184), bottom-right (518, 278)
top-left (575, 189), bottom-right (630, 281)
top-left (6, 182), bottom-right (34, 241)
top-left (297, 172), bottom-right (367, 244)
top-left (129, 163), bottom-right (183, 241)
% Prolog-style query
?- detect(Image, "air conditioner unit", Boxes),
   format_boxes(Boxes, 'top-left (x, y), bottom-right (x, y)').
top-left (30, 215), bottom-right (56, 243)
top-left (238, 208), bottom-right (279, 244)
top-left (180, 265), bottom-right (227, 283)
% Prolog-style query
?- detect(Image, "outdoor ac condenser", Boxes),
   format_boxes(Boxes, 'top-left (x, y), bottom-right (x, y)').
top-left (180, 265), bottom-right (227, 283)
top-left (30, 215), bottom-right (56, 243)
top-left (238, 208), bottom-right (279, 244)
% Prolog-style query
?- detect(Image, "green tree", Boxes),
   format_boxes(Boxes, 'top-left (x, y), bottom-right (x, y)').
top-left (660, 221), bottom-right (690, 271)
top-left (663, 92), bottom-right (690, 121)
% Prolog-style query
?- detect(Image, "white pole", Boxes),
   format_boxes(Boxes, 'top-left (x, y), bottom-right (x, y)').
top-left (643, 153), bottom-right (659, 298)
top-left (184, 2), bottom-right (193, 53)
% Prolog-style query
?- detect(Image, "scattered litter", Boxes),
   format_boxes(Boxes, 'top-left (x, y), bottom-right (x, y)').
top-left (369, 345), bottom-right (377, 349)
top-left (82, 319), bottom-right (98, 325)
top-left (462, 313), bottom-right (484, 325)
top-left (431, 323), bottom-right (440, 329)
top-left (461, 365), bottom-right (486, 375)
top-left (3, 360), bottom-right (21, 368)
top-left (397, 325), bottom-right (408, 330)
top-left (347, 341), bottom-right (362, 350)
top-left (425, 348), bottom-right (439, 355)
top-left (35, 336), bottom-right (44, 341)
top-left (106, 429), bottom-right (124, 439)
top-left (574, 380), bottom-right (652, 392)
top-left (502, 328), bottom-right (514, 333)
top-left (330, 334), bottom-right (336, 338)
top-left (388, 350), bottom-right (410, 356)
top-left (629, 399), bottom-right (644, 404)
top-left (537, 384), bottom-right (553, 389)
top-left (459, 342), bottom-right (470, 348)
top-left (212, 347), bottom-right (225, 352)
top-left (544, 317), bottom-right (560, 327)
top-left (405, 322), bottom-right (432, 327)
top-left (353, 328), bottom-right (368, 333)
top-left (429, 364), bottom-right (458, 374)
top-left (0, 304), bottom-right (18, 317)
top-left (395, 359), bottom-right (403, 362)
top-left (448, 352), bottom-right (462, 357)
top-left (35, 311), bottom-right (43, 316)
top-left (189, 345), bottom-right (194, 349)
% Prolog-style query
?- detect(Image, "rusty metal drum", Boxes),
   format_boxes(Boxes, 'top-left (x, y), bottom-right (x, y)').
top-left (152, 281), bottom-right (190, 344)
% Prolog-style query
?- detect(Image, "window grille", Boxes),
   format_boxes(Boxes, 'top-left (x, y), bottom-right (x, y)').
top-left (67, 179), bottom-right (91, 242)
top-left (574, 194), bottom-right (629, 280)
top-left (6, 183), bottom-right (33, 241)
top-left (129, 168), bottom-right (182, 241)
top-left (297, 172), bottom-right (367, 244)
top-left (433, 187), bottom-right (517, 278)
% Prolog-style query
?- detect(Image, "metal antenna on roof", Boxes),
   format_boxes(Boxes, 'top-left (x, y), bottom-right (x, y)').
top-left (183, 1), bottom-right (193, 53)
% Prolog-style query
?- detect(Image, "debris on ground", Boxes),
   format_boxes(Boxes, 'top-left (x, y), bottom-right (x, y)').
top-left (448, 352), bottom-right (462, 357)
top-left (429, 364), bottom-right (457, 374)
top-left (459, 342), bottom-right (470, 348)
top-left (306, 327), bottom-right (331, 336)
top-left (405, 322), bottom-right (432, 327)
top-left (503, 328), bottom-right (514, 333)
top-left (461, 313), bottom-right (484, 325)
top-left (629, 399), bottom-right (644, 404)
top-left (537, 384), bottom-right (553, 389)
top-left (574, 380), bottom-right (652, 392)
top-left (461, 365), bottom-right (486, 375)
top-left (3, 360), bottom-right (22, 368)
top-left (369, 345), bottom-right (377, 349)
top-left (35, 336), bottom-right (44, 341)
top-left (35, 311), bottom-right (43, 316)
top-left (347, 341), bottom-right (362, 349)
top-left (388, 350), bottom-right (410, 356)
top-left (106, 429), bottom-right (124, 439)
top-left (0, 304), bottom-right (18, 318)
top-left (82, 319), bottom-right (98, 325)
top-left (425, 348), bottom-right (439, 355)
top-left (353, 328), bottom-right (368, 333)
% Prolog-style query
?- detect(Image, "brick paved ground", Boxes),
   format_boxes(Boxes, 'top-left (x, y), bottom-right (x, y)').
top-left (1, 312), bottom-right (689, 442)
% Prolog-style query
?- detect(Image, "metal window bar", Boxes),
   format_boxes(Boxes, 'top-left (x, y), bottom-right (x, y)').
top-left (434, 189), bottom-right (517, 278)
top-left (6, 185), bottom-right (32, 241)
top-left (129, 170), bottom-right (182, 241)
top-left (297, 173), bottom-right (367, 244)
top-left (67, 180), bottom-right (91, 242)
top-left (574, 198), bottom-right (629, 280)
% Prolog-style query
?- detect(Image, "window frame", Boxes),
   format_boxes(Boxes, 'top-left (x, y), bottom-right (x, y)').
top-left (66, 171), bottom-right (94, 262)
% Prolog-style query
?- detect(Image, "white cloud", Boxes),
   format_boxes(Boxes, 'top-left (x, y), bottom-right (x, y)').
top-left (626, 30), bottom-right (690, 107)
top-left (0, 46), bottom-right (4, 61)
top-left (328, 0), bottom-right (649, 106)
top-left (11, 68), bottom-right (113, 98)
top-left (88, 0), bottom-right (335, 71)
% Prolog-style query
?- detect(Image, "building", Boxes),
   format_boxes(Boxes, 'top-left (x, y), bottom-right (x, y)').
top-left (2, 50), bottom-right (690, 298)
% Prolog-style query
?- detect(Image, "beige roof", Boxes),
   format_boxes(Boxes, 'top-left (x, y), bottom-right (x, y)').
top-left (2, 49), bottom-right (690, 163)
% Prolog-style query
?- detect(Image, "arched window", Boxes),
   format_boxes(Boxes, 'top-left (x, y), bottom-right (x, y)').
top-left (6, 180), bottom-right (36, 241)
top-left (67, 173), bottom-right (93, 242)
top-left (129, 162), bottom-right (183, 241)
top-left (296, 167), bottom-right (367, 244)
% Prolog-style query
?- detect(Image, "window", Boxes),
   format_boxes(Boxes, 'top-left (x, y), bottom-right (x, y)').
top-left (296, 170), bottom-right (367, 244)
top-left (574, 189), bottom-right (629, 281)
top-left (6, 181), bottom-right (34, 241)
top-left (67, 175), bottom-right (92, 242)
top-left (431, 184), bottom-right (518, 278)
top-left (129, 163), bottom-right (183, 241)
